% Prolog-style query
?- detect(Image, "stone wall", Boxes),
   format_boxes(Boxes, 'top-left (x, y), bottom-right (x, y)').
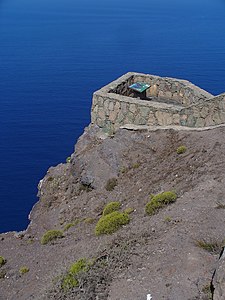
top-left (180, 93), bottom-right (225, 127)
top-left (108, 72), bottom-right (212, 106)
top-left (91, 72), bottom-right (225, 134)
top-left (109, 74), bottom-right (134, 97)
top-left (91, 91), bottom-right (183, 134)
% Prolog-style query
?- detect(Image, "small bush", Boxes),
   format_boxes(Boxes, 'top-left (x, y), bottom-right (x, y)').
top-left (105, 178), bottom-right (118, 191)
top-left (84, 218), bottom-right (96, 224)
top-left (63, 223), bottom-right (75, 231)
top-left (120, 166), bottom-right (129, 174)
top-left (63, 219), bottom-right (81, 231)
top-left (19, 266), bottom-right (29, 274)
top-left (69, 258), bottom-right (88, 275)
top-left (0, 269), bottom-right (6, 279)
top-left (195, 239), bottom-right (225, 254)
top-left (27, 238), bottom-right (34, 244)
top-left (145, 191), bottom-right (177, 216)
top-left (0, 256), bottom-right (6, 267)
top-left (66, 156), bottom-right (71, 163)
top-left (95, 211), bottom-right (130, 236)
top-left (132, 162), bottom-right (140, 169)
top-left (202, 284), bottom-right (212, 300)
top-left (124, 207), bottom-right (135, 214)
top-left (62, 258), bottom-right (89, 290)
top-left (164, 216), bottom-right (172, 222)
top-left (176, 145), bottom-right (187, 154)
top-left (41, 230), bottom-right (63, 245)
top-left (102, 201), bottom-right (121, 216)
top-left (61, 274), bottom-right (78, 290)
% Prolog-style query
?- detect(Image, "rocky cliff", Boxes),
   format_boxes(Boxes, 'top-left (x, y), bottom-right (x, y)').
top-left (0, 124), bottom-right (225, 300)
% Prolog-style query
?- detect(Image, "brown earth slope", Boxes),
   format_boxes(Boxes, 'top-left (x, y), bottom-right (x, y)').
top-left (0, 125), bottom-right (225, 300)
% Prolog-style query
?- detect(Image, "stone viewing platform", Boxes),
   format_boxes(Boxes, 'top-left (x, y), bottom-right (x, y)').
top-left (91, 72), bottom-right (225, 134)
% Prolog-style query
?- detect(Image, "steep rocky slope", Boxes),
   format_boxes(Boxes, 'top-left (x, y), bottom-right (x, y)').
top-left (0, 125), bottom-right (225, 300)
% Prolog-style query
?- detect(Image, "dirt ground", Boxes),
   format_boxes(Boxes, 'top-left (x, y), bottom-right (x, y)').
top-left (1, 125), bottom-right (225, 300)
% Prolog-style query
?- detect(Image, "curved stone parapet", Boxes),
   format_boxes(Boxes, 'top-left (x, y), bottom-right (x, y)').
top-left (108, 72), bottom-right (212, 107)
top-left (91, 72), bottom-right (224, 134)
top-left (91, 92), bottom-right (183, 134)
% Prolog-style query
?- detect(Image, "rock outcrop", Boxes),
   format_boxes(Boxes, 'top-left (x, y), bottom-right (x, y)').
top-left (1, 124), bottom-right (225, 299)
top-left (212, 248), bottom-right (225, 299)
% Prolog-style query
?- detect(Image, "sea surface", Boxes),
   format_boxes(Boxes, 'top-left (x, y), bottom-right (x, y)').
top-left (0, 0), bottom-right (225, 233)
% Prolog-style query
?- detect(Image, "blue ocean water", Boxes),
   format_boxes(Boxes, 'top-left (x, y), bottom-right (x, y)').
top-left (0, 0), bottom-right (225, 233)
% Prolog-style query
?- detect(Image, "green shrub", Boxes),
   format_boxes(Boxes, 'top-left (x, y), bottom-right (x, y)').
top-left (120, 166), bottom-right (129, 174)
top-left (95, 211), bottom-right (130, 235)
top-left (63, 218), bottom-right (82, 231)
top-left (69, 258), bottom-right (88, 275)
top-left (62, 258), bottom-right (89, 290)
top-left (132, 162), bottom-right (140, 169)
top-left (19, 266), bottom-right (29, 274)
top-left (164, 216), bottom-right (172, 222)
top-left (102, 201), bottom-right (121, 216)
top-left (61, 274), bottom-right (78, 290)
top-left (63, 223), bottom-right (75, 231)
top-left (0, 269), bottom-right (6, 279)
top-left (0, 256), bottom-right (6, 267)
top-left (124, 207), bottom-right (135, 214)
top-left (27, 238), bottom-right (34, 244)
top-left (202, 284), bottom-right (212, 300)
top-left (176, 145), bottom-right (187, 154)
top-left (145, 191), bottom-right (177, 216)
top-left (66, 156), bottom-right (71, 163)
top-left (195, 239), bottom-right (225, 254)
top-left (105, 178), bottom-right (118, 191)
top-left (84, 217), bottom-right (96, 224)
top-left (41, 230), bottom-right (63, 245)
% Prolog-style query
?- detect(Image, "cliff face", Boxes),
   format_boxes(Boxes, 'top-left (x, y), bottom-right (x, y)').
top-left (0, 124), bottom-right (225, 299)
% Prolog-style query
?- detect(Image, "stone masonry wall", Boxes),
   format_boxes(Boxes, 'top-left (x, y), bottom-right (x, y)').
top-left (136, 74), bottom-right (212, 106)
top-left (180, 93), bottom-right (225, 127)
top-left (109, 72), bottom-right (212, 107)
top-left (91, 91), bottom-right (184, 134)
top-left (91, 72), bottom-right (225, 134)
top-left (109, 74), bottom-right (134, 97)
